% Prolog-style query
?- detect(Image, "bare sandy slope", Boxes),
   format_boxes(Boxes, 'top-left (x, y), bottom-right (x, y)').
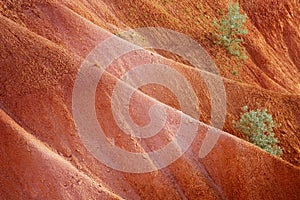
top-left (0, 0), bottom-right (299, 199)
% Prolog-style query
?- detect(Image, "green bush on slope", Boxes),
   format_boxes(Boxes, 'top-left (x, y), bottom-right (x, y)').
top-left (213, 2), bottom-right (248, 60)
top-left (233, 106), bottom-right (283, 157)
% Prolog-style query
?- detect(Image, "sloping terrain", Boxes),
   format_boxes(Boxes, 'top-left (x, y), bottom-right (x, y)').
top-left (0, 0), bottom-right (299, 199)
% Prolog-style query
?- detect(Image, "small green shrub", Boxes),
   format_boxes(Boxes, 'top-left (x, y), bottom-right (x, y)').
top-left (213, 2), bottom-right (248, 60)
top-left (233, 106), bottom-right (283, 157)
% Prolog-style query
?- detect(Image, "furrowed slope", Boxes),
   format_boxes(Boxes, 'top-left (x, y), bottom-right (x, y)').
top-left (0, 0), bottom-right (299, 199)
top-left (1, 0), bottom-right (299, 165)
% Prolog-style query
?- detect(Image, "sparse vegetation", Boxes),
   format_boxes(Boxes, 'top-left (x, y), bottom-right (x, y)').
top-left (233, 106), bottom-right (283, 157)
top-left (213, 2), bottom-right (248, 60)
top-left (232, 69), bottom-right (238, 75)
